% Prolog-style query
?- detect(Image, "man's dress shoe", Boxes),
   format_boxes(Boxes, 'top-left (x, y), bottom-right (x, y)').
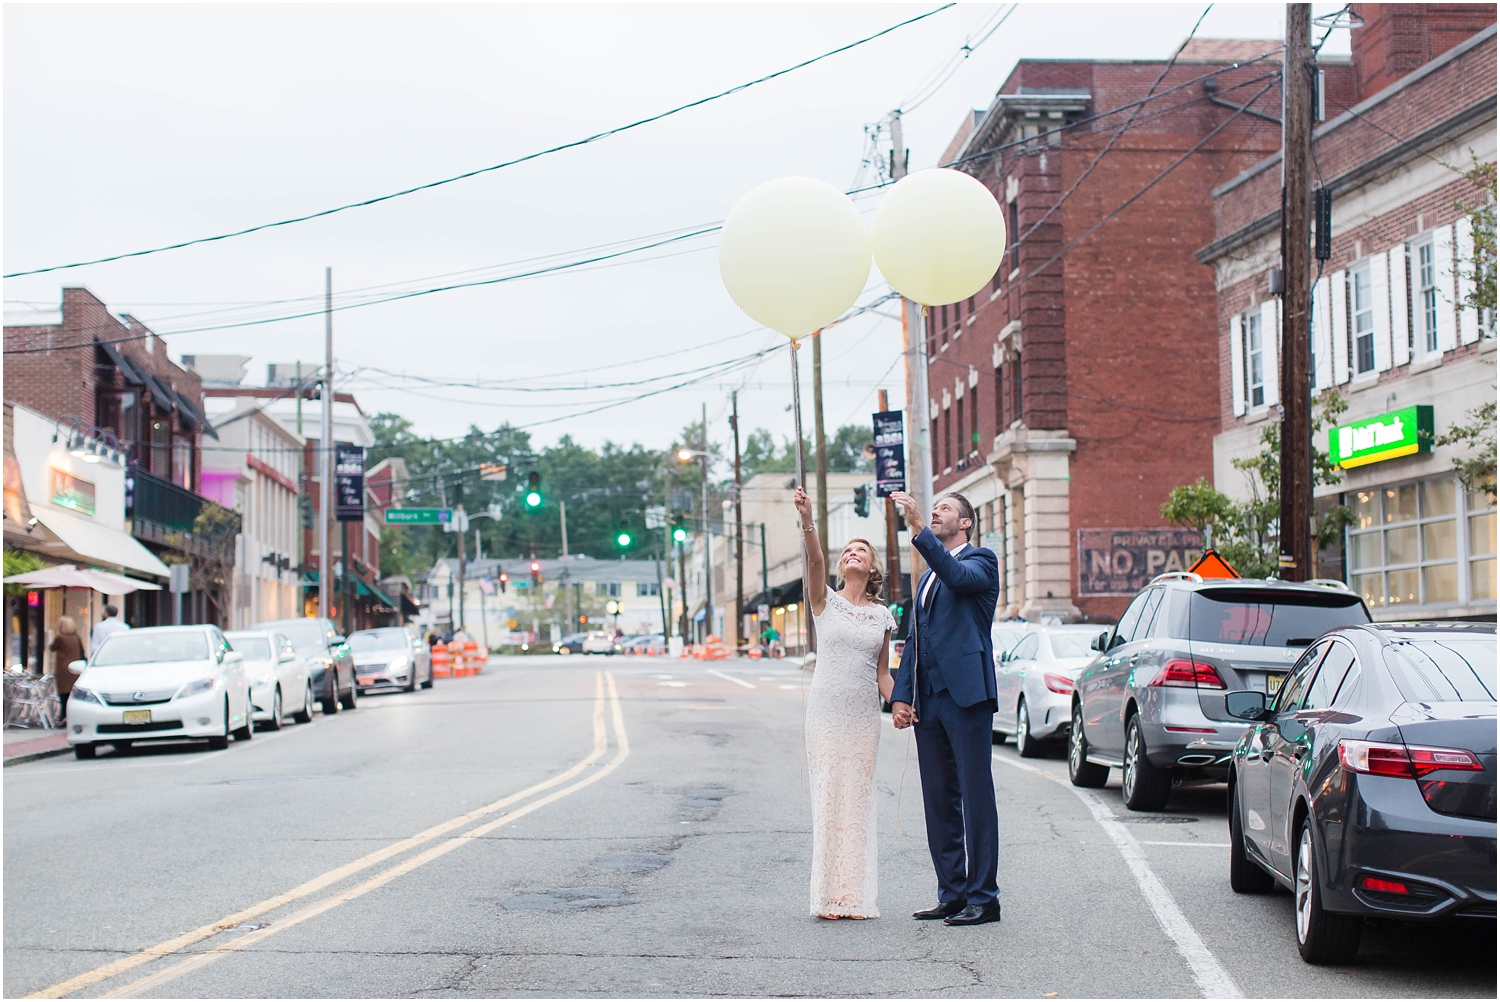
top-left (943, 902), bottom-right (1001, 926)
top-left (912, 900), bottom-right (967, 920)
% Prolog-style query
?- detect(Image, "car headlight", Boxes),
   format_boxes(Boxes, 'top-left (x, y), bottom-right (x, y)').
top-left (71, 686), bottom-right (102, 705)
top-left (387, 656), bottom-right (409, 673)
top-left (177, 678), bottom-right (216, 698)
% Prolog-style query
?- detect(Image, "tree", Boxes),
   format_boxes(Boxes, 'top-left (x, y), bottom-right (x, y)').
top-left (1162, 390), bottom-right (1353, 579)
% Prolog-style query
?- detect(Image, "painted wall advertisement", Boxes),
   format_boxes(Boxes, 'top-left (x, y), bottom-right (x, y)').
top-left (1077, 528), bottom-right (1204, 596)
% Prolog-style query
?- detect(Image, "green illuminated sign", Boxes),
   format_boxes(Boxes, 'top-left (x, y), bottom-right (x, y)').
top-left (383, 508), bottom-right (451, 525)
top-left (1328, 405), bottom-right (1433, 469)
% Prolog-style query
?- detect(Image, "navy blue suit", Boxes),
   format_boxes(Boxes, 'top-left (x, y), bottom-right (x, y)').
top-left (892, 528), bottom-right (1001, 908)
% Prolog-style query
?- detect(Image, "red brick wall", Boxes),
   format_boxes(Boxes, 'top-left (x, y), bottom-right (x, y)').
top-left (1350, 3), bottom-right (1496, 101)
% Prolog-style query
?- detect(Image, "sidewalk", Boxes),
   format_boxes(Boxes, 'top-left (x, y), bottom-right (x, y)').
top-left (4, 727), bottom-right (71, 766)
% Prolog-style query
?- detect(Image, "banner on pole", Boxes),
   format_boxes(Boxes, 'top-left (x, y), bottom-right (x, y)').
top-left (872, 410), bottom-right (906, 497)
top-left (335, 444), bottom-right (365, 522)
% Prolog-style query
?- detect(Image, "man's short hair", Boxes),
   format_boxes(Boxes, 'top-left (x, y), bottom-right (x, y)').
top-left (104, 604), bottom-right (119, 618)
top-left (940, 491), bottom-right (977, 542)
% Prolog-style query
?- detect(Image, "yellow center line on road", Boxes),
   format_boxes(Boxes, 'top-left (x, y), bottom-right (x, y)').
top-left (94, 671), bottom-right (631, 1000)
top-left (29, 672), bottom-right (613, 1001)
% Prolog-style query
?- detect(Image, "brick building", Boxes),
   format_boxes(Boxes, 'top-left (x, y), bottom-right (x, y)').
top-left (4, 288), bottom-right (238, 625)
top-left (1200, 11), bottom-right (1496, 622)
top-left (932, 39), bottom-right (1345, 621)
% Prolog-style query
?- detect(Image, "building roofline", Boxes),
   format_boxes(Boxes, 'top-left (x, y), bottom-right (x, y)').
top-left (1210, 22), bottom-right (1497, 199)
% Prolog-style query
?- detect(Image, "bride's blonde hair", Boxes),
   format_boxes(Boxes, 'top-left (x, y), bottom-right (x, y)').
top-left (835, 538), bottom-right (884, 600)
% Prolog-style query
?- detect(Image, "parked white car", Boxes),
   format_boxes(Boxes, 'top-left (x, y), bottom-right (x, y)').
top-left (225, 630), bottom-right (315, 730)
top-left (66, 626), bottom-right (253, 759)
top-left (993, 625), bottom-right (1102, 757)
top-left (581, 631), bottom-right (621, 655)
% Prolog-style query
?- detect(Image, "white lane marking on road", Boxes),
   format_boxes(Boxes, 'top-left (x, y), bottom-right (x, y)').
top-left (659, 681), bottom-right (687, 688)
top-left (29, 675), bottom-right (612, 1000)
top-left (1141, 841), bottom-right (1231, 848)
top-left (779, 684), bottom-right (800, 690)
top-left (706, 668), bottom-right (756, 689)
top-left (993, 753), bottom-right (1242, 999)
top-left (98, 671), bottom-right (632, 1001)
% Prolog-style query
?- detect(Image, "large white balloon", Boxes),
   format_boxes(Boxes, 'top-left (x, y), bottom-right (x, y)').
top-left (871, 168), bottom-right (1007, 307)
top-left (718, 177), bottom-right (871, 340)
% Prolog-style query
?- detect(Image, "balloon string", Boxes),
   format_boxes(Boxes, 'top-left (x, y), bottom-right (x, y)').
top-left (896, 725), bottom-right (912, 837)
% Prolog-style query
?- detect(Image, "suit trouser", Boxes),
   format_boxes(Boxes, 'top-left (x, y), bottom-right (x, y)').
top-left (914, 684), bottom-right (999, 906)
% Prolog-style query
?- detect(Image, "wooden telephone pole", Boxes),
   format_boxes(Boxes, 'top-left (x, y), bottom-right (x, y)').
top-left (1279, 3), bottom-right (1314, 580)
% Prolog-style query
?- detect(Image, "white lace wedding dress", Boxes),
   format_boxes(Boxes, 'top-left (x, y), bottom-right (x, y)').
top-left (806, 587), bottom-right (896, 918)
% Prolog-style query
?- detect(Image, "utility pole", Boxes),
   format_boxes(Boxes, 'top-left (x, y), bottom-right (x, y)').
top-left (813, 333), bottom-right (829, 575)
top-left (700, 403), bottom-right (713, 640)
top-left (731, 390), bottom-right (746, 655)
top-left (891, 112), bottom-right (932, 582)
top-left (318, 268), bottom-right (333, 623)
top-left (1279, 3), bottom-right (1313, 581)
top-left (677, 535), bottom-right (690, 640)
top-left (341, 521), bottom-right (352, 637)
top-left (559, 500), bottom-right (571, 632)
top-left (878, 389), bottom-right (904, 602)
top-left (760, 522), bottom-right (769, 612)
top-left (454, 475), bottom-right (466, 632)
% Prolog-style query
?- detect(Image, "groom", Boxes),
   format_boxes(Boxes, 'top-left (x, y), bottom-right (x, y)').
top-left (889, 490), bottom-right (1002, 926)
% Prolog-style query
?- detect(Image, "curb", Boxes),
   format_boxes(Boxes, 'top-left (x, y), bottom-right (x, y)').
top-left (4, 745), bottom-right (73, 767)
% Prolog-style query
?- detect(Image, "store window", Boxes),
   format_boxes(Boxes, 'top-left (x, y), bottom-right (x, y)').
top-left (1348, 476), bottom-right (1495, 609)
top-left (1350, 262), bottom-right (1376, 375)
top-left (1243, 311), bottom-right (1265, 408)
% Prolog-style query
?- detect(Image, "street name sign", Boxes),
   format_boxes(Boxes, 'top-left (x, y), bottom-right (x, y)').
top-left (384, 508), bottom-right (452, 525)
top-left (1328, 405), bottom-right (1433, 469)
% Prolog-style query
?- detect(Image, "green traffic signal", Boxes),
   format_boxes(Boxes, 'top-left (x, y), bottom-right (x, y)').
top-left (526, 491), bottom-right (542, 507)
top-left (672, 526), bottom-right (687, 543)
top-left (617, 531), bottom-right (631, 548)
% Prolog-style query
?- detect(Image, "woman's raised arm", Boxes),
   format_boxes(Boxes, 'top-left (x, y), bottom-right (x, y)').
top-left (793, 486), bottom-right (827, 616)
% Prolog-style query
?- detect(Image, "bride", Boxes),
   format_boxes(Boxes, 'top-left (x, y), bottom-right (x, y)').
top-left (794, 486), bottom-right (897, 920)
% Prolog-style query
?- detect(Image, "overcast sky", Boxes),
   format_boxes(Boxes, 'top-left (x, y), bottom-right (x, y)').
top-left (4, 3), bottom-right (1350, 458)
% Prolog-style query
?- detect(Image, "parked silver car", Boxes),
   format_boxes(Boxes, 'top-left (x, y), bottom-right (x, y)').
top-left (1068, 573), bottom-right (1371, 810)
top-left (993, 625), bottom-right (1102, 757)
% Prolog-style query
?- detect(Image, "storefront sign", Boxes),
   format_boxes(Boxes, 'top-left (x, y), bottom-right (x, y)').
top-left (335, 445), bottom-right (365, 522)
top-left (872, 410), bottom-right (906, 497)
top-left (49, 468), bottom-right (96, 516)
top-left (1078, 528), bottom-right (1204, 596)
top-left (383, 508), bottom-right (452, 525)
top-left (1328, 405), bottom-right (1433, 469)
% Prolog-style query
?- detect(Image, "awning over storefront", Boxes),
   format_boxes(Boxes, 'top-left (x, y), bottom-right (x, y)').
top-left (3, 563), bottom-right (161, 593)
top-left (95, 338), bottom-right (146, 386)
top-left (355, 577), bottom-right (398, 608)
top-left (29, 508), bottom-right (171, 578)
top-left (740, 579), bottom-right (803, 616)
top-left (173, 392), bottom-right (218, 440)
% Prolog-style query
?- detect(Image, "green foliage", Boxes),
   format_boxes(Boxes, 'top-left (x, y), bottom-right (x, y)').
top-left (1434, 400), bottom-right (1497, 503)
top-left (4, 549), bottom-right (46, 597)
top-left (738, 424), bottom-right (872, 480)
top-left (1456, 155), bottom-right (1496, 323)
top-left (1161, 390), bottom-right (1353, 579)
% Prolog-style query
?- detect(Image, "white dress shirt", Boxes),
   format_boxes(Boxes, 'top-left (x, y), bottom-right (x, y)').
top-left (919, 540), bottom-right (970, 609)
top-left (90, 617), bottom-right (129, 652)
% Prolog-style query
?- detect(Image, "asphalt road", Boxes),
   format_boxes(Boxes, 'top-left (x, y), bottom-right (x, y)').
top-left (5, 656), bottom-right (1494, 999)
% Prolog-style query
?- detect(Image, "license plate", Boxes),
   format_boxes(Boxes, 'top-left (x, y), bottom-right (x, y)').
top-left (123, 709), bottom-right (151, 725)
top-left (357, 677), bottom-right (374, 686)
top-left (1266, 673), bottom-right (1286, 695)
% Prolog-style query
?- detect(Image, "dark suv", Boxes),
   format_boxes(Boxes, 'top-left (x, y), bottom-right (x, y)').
top-left (1068, 573), bottom-right (1371, 810)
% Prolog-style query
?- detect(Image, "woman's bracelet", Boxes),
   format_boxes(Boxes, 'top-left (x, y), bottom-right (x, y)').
top-left (802, 524), bottom-right (817, 533)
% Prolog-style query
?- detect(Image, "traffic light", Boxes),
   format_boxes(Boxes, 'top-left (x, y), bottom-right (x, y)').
top-left (853, 483), bottom-right (870, 519)
top-left (525, 472), bottom-right (542, 508)
top-left (498, 572), bottom-right (508, 594)
top-left (616, 521), bottom-right (632, 550)
top-left (672, 515), bottom-right (687, 544)
top-left (529, 559), bottom-right (542, 586)
top-left (300, 494), bottom-right (314, 529)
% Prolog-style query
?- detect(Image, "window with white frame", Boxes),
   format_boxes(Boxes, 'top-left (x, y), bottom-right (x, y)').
top-left (596, 581), bottom-right (621, 597)
top-left (637, 580), bottom-right (660, 598)
top-left (1243, 310), bottom-right (1265, 408)
top-left (1414, 236), bottom-right (1440, 355)
top-left (1350, 262), bottom-right (1376, 374)
top-left (1347, 476), bottom-right (1496, 609)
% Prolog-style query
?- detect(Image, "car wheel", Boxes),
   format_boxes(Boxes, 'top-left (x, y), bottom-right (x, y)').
top-left (340, 677), bottom-right (358, 710)
top-left (405, 667), bottom-right (418, 693)
top-left (232, 691), bottom-right (255, 741)
top-left (74, 743), bottom-right (97, 760)
top-left (321, 675), bottom-right (340, 715)
top-left (1068, 701), bottom-right (1109, 788)
top-left (1016, 698), bottom-right (1045, 759)
top-left (1122, 714), bottom-right (1170, 811)
top-left (1294, 820), bottom-right (1363, 964)
top-left (1228, 782), bottom-right (1274, 893)
top-left (259, 688), bottom-right (283, 732)
top-left (208, 698), bottom-right (231, 750)
top-left (293, 682), bottom-right (315, 724)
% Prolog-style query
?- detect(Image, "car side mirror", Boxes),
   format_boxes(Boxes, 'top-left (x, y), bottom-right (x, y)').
top-left (224, 651), bottom-right (243, 665)
top-left (1225, 690), bottom-right (1270, 721)
top-left (997, 651), bottom-right (1009, 663)
top-left (68, 659), bottom-right (87, 675)
top-left (1090, 631), bottom-right (1108, 653)
top-left (332, 636), bottom-right (346, 646)
top-left (280, 652), bottom-right (296, 663)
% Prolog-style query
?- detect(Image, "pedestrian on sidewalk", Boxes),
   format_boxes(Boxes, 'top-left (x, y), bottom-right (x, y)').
top-left (90, 603), bottom-right (129, 651)
top-left (48, 617), bottom-right (86, 723)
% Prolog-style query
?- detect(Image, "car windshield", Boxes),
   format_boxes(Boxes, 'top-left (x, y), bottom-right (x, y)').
top-left (348, 629), bottom-right (408, 652)
top-left (225, 636), bottom-right (272, 660)
top-left (267, 622), bottom-right (330, 653)
top-left (1050, 633), bottom-right (1096, 659)
top-left (93, 630), bottom-right (208, 666)
top-left (1387, 638), bottom-right (1496, 702)
top-left (1186, 590), bottom-right (1369, 647)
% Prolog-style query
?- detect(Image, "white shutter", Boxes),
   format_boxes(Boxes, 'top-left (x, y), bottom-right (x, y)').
top-left (1372, 250), bottom-right (1392, 372)
top-left (1331, 268), bottom-right (1349, 383)
top-left (1312, 275), bottom-right (1333, 389)
top-left (1230, 314), bottom-right (1246, 417)
top-left (1457, 215), bottom-right (1478, 344)
top-left (1261, 299), bottom-right (1280, 406)
top-left (1391, 245), bottom-right (1410, 367)
top-left (1435, 225), bottom-right (1458, 352)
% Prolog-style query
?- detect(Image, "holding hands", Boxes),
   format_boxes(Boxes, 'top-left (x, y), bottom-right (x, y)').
top-left (891, 701), bottom-right (915, 729)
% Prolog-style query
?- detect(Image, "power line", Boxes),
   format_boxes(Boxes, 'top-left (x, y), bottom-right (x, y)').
top-left (4, 5), bottom-right (955, 279)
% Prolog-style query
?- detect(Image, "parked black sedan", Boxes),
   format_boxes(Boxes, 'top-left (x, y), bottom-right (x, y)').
top-left (1223, 622), bottom-right (1495, 964)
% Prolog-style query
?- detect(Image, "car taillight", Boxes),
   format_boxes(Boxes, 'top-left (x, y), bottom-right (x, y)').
top-left (1043, 673), bottom-right (1074, 695)
top-left (1148, 659), bottom-right (1225, 690)
top-left (1358, 875), bottom-right (1408, 894)
top-left (1338, 739), bottom-right (1484, 778)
